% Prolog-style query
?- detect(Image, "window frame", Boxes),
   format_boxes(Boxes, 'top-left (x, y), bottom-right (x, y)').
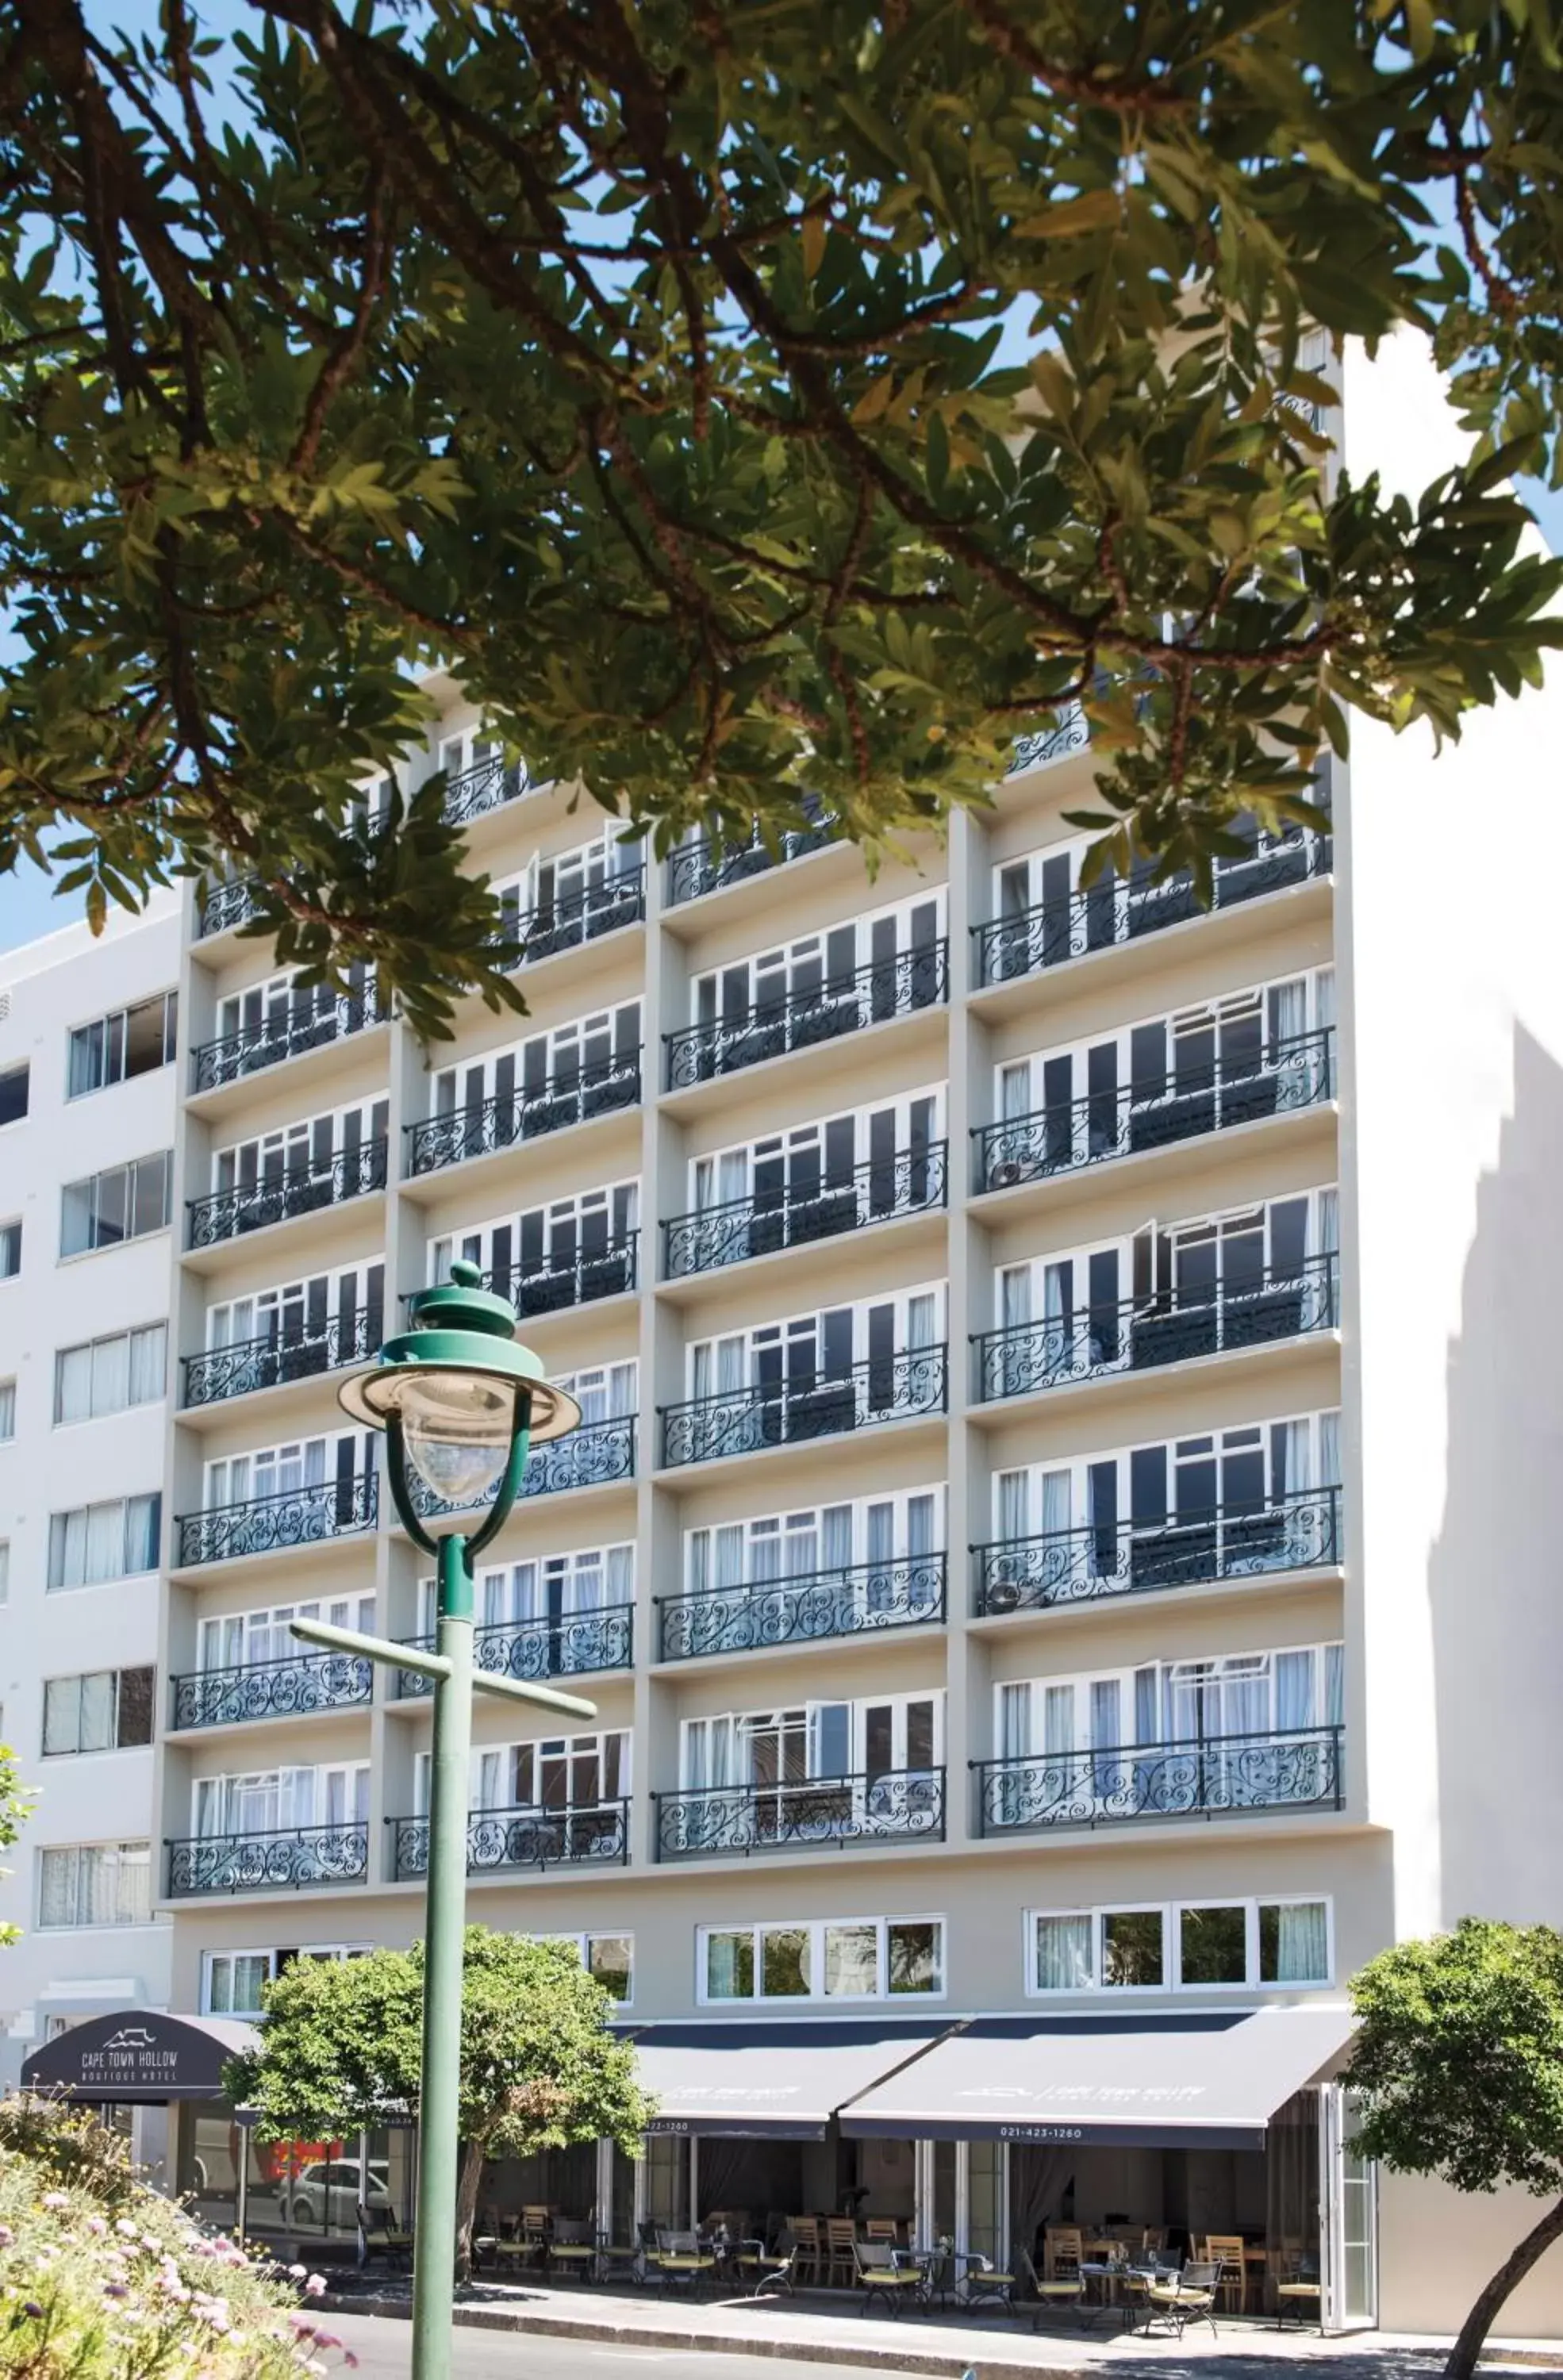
top-left (40, 1667), bottom-right (156, 1758)
top-left (0, 1218), bottom-right (19, 1279)
top-left (46, 1492), bottom-right (162, 1591)
top-left (0, 1060), bottom-right (29, 1127)
top-left (65, 991), bottom-right (178, 1100)
top-left (696, 1914), bottom-right (947, 2007)
top-left (37, 1841), bottom-right (152, 1929)
top-left (53, 1322), bottom-right (167, 1425)
top-left (1025, 1896), bottom-right (1334, 1996)
top-left (60, 1151), bottom-right (173, 1257)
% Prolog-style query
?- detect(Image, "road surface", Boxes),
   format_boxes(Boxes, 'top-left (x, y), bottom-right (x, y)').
top-left (316, 2310), bottom-right (900, 2380)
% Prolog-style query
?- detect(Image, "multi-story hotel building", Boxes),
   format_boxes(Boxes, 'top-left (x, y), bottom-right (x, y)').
top-left (10, 330), bottom-right (1563, 2336)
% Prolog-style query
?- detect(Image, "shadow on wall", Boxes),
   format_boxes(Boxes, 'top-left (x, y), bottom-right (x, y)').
top-left (1429, 1019), bottom-right (1563, 1925)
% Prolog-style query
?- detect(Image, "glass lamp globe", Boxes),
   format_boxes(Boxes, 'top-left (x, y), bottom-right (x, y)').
top-left (396, 1371), bottom-right (519, 1507)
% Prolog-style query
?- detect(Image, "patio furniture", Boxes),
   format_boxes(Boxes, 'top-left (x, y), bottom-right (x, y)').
top-left (1204, 2233), bottom-right (1250, 2314)
top-left (824, 2217), bottom-right (859, 2289)
top-left (743, 2236), bottom-right (799, 2297)
top-left (550, 2219), bottom-right (597, 2283)
top-left (1019, 2247), bottom-right (1085, 2330)
top-left (1043, 2225), bottom-right (1084, 2279)
top-left (960, 2250), bottom-right (1020, 2314)
top-left (913, 2244), bottom-right (958, 2315)
top-left (1143, 2260), bottom-right (1219, 2340)
top-left (853, 2240), bottom-right (924, 2319)
top-left (789, 2214), bottom-right (822, 2289)
top-left (864, 2218), bottom-right (901, 2245)
top-left (658, 2229), bottom-right (717, 2298)
top-left (1275, 2255), bottom-right (1323, 2330)
top-left (594, 2232), bottom-right (639, 2287)
top-left (355, 2201), bottom-right (413, 2271)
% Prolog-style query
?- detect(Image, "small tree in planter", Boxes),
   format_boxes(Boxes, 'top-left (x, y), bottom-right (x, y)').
top-left (1345, 1918), bottom-right (1563, 2378)
top-left (225, 1926), bottom-right (651, 2282)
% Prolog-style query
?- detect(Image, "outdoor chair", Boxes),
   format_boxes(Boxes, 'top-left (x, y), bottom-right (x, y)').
top-left (1204, 2232), bottom-right (1250, 2314)
top-left (1274, 2254), bottom-right (1323, 2330)
top-left (865, 2217), bottom-right (901, 2244)
top-left (853, 2240), bottom-right (924, 2319)
top-left (743, 2235), bottom-right (799, 2297)
top-left (355, 2201), bottom-right (413, 2271)
top-left (915, 2244), bottom-right (958, 2316)
top-left (1020, 2245), bottom-right (1084, 2330)
top-left (960, 2248), bottom-right (1021, 2314)
top-left (1144, 2259), bottom-right (1219, 2340)
top-left (550, 2219), bottom-right (597, 2283)
top-left (824, 2216), bottom-right (859, 2289)
top-left (1043, 2225), bottom-right (1084, 2279)
top-left (789, 2214), bottom-right (822, 2289)
top-left (657, 2228), bottom-right (717, 2298)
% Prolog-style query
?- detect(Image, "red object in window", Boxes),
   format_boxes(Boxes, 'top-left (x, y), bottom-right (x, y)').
top-left (252, 2138), bottom-right (343, 2186)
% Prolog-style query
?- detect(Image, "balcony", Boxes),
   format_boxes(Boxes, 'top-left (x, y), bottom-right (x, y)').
top-left (415, 1237), bottom-right (636, 1321)
top-left (191, 985), bottom-right (386, 1095)
top-left (405, 1053), bottom-right (641, 1178)
top-left (665, 1145), bottom-right (948, 1280)
top-left (973, 1487), bottom-right (1342, 1616)
top-left (166, 1824), bottom-right (370, 1897)
top-left (973, 1256), bottom-right (1338, 1403)
top-left (169, 1651), bottom-right (373, 1731)
top-left (505, 869), bottom-right (645, 966)
top-left (655, 1768), bottom-right (946, 1860)
top-left (662, 1345), bottom-right (947, 1468)
top-left (972, 826), bottom-right (1331, 988)
top-left (666, 818), bottom-right (836, 907)
top-left (197, 877), bottom-right (263, 938)
top-left (409, 1415), bottom-right (636, 1520)
top-left (389, 1799), bottom-right (630, 1881)
top-left (972, 1726), bottom-right (1344, 1835)
top-left (394, 1606), bottom-right (633, 1699)
top-left (664, 942), bottom-right (948, 1092)
top-left (175, 1472), bottom-right (378, 1568)
top-left (974, 1033), bottom-right (1334, 1196)
top-left (442, 752), bottom-right (533, 827)
top-left (187, 1142), bottom-right (387, 1253)
top-left (182, 1303), bottom-right (380, 1410)
top-left (657, 1554), bottom-right (947, 1662)
top-left (1007, 704), bottom-right (1090, 776)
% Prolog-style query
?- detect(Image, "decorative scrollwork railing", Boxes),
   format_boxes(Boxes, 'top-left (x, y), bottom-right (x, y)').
top-left (501, 870), bottom-right (644, 965)
top-left (390, 1799), bottom-right (631, 1880)
top-left (441, 752), bottom-right (533, 826)
top-left (406, 1416), bottom-right (636, 1522)
top-left (657, 1553), bottom-right (947, 1662)
top-left (394, 1607), bottom-right (634, 1699)
top-left (197, 877), bottom-right (263, 937)
top-left (655, 1768), bottom-right (946, 1860)
top-left (663, 1145), bottom-right (947, 1280)
top-left (166, 1825), bottom-right (370, 1896)
top-left (170, 1652), bottom-right (373, 1731)
top-left (664, 941), bottom-right (948, 1092)
top-left (665, 817), bottom-right (837, 906)
top-left (191, 988), bottom-right (387, 1093)
top-left (405, 1236), bottom-right (637, 1319)
top-left (405, 1054), bottom-right (642, 1177)
top-left (972, 1726), bottom-right (1344, 1835)
top-left (973, 1255), bottom-right (1338, 1403)
top-left (182, 1303), bottom-right (381, 1409)
top-left (175, 1472), bottom-right (378, 1568)
top-left (972, 827), bottom-right (1331, 987)
top-left (662, 1345), bottom-right (947, 1468)
top-left (974, 1033), bottom-right (1335, 1195)
top-left (186, 1140), bottom-right (387, 1251)
top-left (1007, 703), bottom-right (1091, 777)
top-left (973, 1488), bottom-right (1342, 1617)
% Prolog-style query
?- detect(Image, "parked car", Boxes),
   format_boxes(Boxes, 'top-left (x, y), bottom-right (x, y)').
top-left (281, 2159), bottom-right (394, 2231)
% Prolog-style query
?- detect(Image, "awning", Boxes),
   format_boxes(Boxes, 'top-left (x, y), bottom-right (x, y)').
top-left (839, 2006), bottom-right (1355, 2152)
top-left (627, 2019), bottom-right (947, 2140)
top-left (21, 2010), bottom-right (259, 2104)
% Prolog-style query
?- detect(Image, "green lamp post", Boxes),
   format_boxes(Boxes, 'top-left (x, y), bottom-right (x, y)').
top-left (288, 1260), bottom-right (590, 2380)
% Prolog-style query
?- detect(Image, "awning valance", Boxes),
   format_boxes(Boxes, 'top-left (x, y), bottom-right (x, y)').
top-left (627, 2019), bottom-right (945, 2140)
top-left (21, 2010), bottom-right (259, 2104)
top-left (838, 2006), bottom-right (1355, 2151)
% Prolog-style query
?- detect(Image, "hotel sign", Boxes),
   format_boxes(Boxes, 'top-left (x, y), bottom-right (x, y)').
top-left (21, 2010), bottom-right (252, 2103)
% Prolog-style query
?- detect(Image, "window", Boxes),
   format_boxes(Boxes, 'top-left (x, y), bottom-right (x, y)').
top-left (700, 1917), bottom-right (944, 2005)
top-left (420, 1549), bottom-right (631, 1672)
top-left (60, 1152), bottom-right (172, 1255)
top-left (38, 1842), bottom-right (152, 1928)
top-left (432, 1181), bottom-right (639, 1303)
top-left (42, 1668), bottom-right (155, 1756)
top-left (537, 1932), bottom-right (634, 2004)
top-left (0, 1380), bottom-right (13, 1441)
top-left (1028, 1899), bottom-right (1332, 1993)
top-left (54, 1325), bottom-right (166, 1423)
top-left (462, 1729), bottom-right (630, 1815)
top-left (1, 1219), bottom-right (19, 1279)
top-left (0, 1541), bottom-right (8, 1603)
top-left (0, 1062), bottom-right (27, 1125)
top-left (47, 1494), bottom-right (161, 1590)
top-left (67, 992), bottom-right (178, 1097)
top-left (202, 1943), bottom-right (368, 2017)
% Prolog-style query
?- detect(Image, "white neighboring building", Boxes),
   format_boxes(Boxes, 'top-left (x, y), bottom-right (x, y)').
top-left (0, 892), bottom-right (180, 2171)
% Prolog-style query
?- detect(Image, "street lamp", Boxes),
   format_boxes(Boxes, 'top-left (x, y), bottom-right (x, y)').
top-left (286, 1260), bottom-right (593, 2380)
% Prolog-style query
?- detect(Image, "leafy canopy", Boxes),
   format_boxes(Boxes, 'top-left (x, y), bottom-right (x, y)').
top-left (1344, 1917), bottom-right (1563, 2198)
top-left (0, 1741), bottom-right (35, 1948)
top-left (223, 1926), bottom-right (651, 2161)
top-left (3, 0), bottom-right (1563, 1032)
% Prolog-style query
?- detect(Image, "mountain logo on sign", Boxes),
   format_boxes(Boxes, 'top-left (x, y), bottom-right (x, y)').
top-left (102, 2027), bottom-right (157, 2052)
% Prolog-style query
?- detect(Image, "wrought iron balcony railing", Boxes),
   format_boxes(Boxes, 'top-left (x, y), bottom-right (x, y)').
top-left (175, 1472), bottom-right (378, 1568)
top-left (182, 1303), bottom-right (381, 1410)
top-left (394, 1606), bottom-right (634, 1699)
top-left (662, 1345), bottom-right (947, 1468)
top-left (389, 1799), bottom-right (631, 1881)
top-left (657, 1553), bottom-right (947, 1662)
top-left (191, 988), bottom-right (387, 1094)
top-left (405, 1053), bottom-right (641, 1177)
top-left (974, 1255), bottom-right (1338, 1403)
top-left (975, 1032), bottom-right (1335, 1196)
top-left (663, 1145), bottom-right (947, 1280)
top-left (166, 1824), bottom-right (370, 1896)
top-left (408, 1236), bottom-right (636, 1320)
top-left (441, 752), bottom-right (533, 827)
top-left (197, 877), bottom-right (263, 937)
top-left (655, 1768), bottom-right (946, 1860)
top-left (187, 1140), bottom-right (387, 1251)
top-left (407, 1416), bottom-right (636, 1522)
top-left (666, 818), bottom-right (836, 906)
top-left (973, 1486), bottom-right (1342, 1617)
top-left (1006, 703), bottom-right (1091, 776)
top-left (973, 827), bottom-right (1332, 987)
top-left (169, 1651), bottom-right (373, 1731)
top-left (972, 1725), bottom-right (1344, 1835)
top-left (664, 942), bottom-right (948, 1092)
top-left (503, 870), bottom-right (644, 965)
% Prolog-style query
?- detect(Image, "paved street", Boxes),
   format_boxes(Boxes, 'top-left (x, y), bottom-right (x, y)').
top-left (319, 2312), bottom-right (897, 2380)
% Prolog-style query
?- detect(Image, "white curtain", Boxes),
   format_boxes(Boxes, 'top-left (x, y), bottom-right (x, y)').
top-left (1001, 1062), bottom-right (1031, 1120)
top-left (1325, 1641), bottom-right (1345, 1724)
top-left (1040, 1469), bottom-right (1072, 1538)
top-left (997, 1468), bottom-right (1031, 1543)
top-left (1275, 1902), bottom-right (1330, 1983)
top-left (1034, 1914), bottom-right (1093, 1992)
top-left (1274, 1649), bottom-right (1315, 1733)
top-left (998, 1681), bottom-right (1033, 1760)
top-left (1308, 1188), bottom-right (1340, 1324)
top-left (683, 1716), bottom-right (736, 1790)
top-left (713, 1523), bottom-right (745, 1590)
top-left (906, 1292), bottom-right (938, 1349)
top-left (1001, 1266), bottom-right (1031, 1330)
top-left (1319, 1408), bottom-right (1341, 1484)
top-left (56, 1345), bottom-right (94, 1425)
top-left (606, 1545), bottom-right (634, 1606)
top-left (1270, 976), bottom-right (1308, 1054)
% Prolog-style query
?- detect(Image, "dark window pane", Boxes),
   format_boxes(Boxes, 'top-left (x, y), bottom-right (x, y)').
top-left (0, 1065), bottom-right (27, 1126)
top-left (117, 1668), bottom-right (156, 1748)
top-left (1102, 1910), bottom-right (1163, 1987)
top-left (1180, 1904), bottom-right (1246, 1985)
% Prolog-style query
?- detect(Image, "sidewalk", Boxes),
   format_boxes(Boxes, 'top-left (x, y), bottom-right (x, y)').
top-left (317, 2274), bottom-right (1563, 2378)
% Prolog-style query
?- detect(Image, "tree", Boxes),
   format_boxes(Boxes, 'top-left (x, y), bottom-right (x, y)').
top-left (1344, 1918), bottom-right (1563, 2379)
top-left (2, 4), bottom-right (1562, 1033)
top-left (0, 1740), bottom-right (36, 1948)
top-left (223, 1927), bottom-right (651, 2281)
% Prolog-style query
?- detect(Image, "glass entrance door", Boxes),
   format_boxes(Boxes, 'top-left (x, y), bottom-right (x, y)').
top-left (1321, 2083), bottom-right (1378, 2329)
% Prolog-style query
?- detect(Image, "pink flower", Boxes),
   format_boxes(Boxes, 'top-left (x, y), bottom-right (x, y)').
top-left (40, 2193), bottom-right (67, 2210)
top-left (310, 2331), bottom-right (341, 2351)
top-left (288, 2264), bottom-right (307, 2281)
top-left (304, 2273), bottom-right (327, 2297)
top-left (85, 2217), bottom-right (107, 2237)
